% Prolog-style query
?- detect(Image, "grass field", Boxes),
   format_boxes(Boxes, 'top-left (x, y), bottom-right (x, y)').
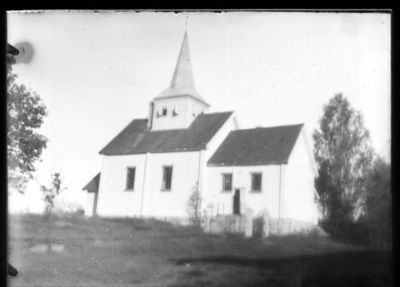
top-left (8, 214), bottom-right (392, 287)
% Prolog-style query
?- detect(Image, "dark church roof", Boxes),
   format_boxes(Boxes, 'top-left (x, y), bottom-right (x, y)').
top-left (207, 124), bottom-right (303, 166)
top-left (82, 172), bottom-right (101, 193)
top-left (99, 112), bottom-right (233, 155)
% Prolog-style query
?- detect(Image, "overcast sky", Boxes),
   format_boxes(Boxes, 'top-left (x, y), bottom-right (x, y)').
top-left (7, 11), bottom-right (390, 213)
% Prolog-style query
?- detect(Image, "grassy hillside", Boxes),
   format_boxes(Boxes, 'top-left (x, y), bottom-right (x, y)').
top-left (8, 214), bottom-right (392, 286)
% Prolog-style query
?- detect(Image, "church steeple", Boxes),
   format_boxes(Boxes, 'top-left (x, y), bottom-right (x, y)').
top-left (170, 31), bottom-right (195, 91)
top-left (149, 30), bottom-right (209, 131)
top-left (156, 31), bottom-right (208, 106)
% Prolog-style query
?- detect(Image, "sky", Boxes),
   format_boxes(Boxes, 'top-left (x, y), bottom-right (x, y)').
top-left (7, 11), bottom-right (391, 213)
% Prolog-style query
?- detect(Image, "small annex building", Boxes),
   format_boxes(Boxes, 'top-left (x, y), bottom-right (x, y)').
top-left (83, 31), bottom-right (319, 229)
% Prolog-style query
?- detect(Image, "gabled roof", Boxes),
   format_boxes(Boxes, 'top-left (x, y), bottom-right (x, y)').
top-left (100, 111), bottom-right (233, 156)
top-left (82, 172), bottom-right (101, 193)
top-left (207, 124), bottom-right (303, 166)
top-left (155, 32), bottom-right (209, 106)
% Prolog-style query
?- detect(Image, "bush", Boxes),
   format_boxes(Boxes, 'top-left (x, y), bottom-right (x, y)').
top-left (320, 217), bottom-right (370, 246)
top-left (364, 157), bottom-right (392, 249)
top-left (320, 157), bottom-right (391, 249)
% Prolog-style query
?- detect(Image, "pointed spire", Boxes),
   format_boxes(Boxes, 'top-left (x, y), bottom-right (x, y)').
top-left (157, 30), bottom-right (208, 106)
top-left (170, 31), bottom-right (195, 91)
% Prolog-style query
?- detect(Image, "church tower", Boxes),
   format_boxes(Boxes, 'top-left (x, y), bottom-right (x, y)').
top-left (147, 32), bottom-right (209, 130)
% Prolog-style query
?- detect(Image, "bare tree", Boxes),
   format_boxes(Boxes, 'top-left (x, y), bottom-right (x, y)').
top-left (187, 182), bottom-right (202, 226)
top-left (41, 172), bottom-right (64, 215)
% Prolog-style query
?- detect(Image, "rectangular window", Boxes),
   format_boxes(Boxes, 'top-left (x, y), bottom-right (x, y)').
top-left (251, 173), bottom-right (262, 192)
top-left (222, 173), bottom-right (233, 192)
top-left (125, 167), bottom-right (136, 191)
top-left (162, 166), bottom-right (173, 191)
top-left (162, 107), bottom-right (167, 116)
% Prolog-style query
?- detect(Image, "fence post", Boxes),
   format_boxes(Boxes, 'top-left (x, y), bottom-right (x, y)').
top-left (245, 208), bottom-right (254, 238)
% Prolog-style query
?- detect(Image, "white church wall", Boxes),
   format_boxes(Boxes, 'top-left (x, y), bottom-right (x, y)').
top-left (85, 192), bottom-right (95, 216)
top-left (190, 99), bottom-right (208, 119)
top-left (204, 165), bottom-right (282, 218)
top-left (96, 154), bottom-right (146, 217)
top-left (94, 112), bottom-right (235, 219)
top-left (201, 114), bottom-right (237, 212)
top-left (152, 97), bottom-right (190, 130)
top-left (143, 151), bottom-right (201, 218)
top-left (284, 129), bottom-right (319, 223)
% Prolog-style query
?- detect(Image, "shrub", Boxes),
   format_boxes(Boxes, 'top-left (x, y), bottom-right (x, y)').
top-left (320, 217), bottom-right (370, 246)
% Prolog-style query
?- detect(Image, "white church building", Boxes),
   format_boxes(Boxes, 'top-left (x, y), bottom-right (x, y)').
top-left (83, 32), bottom-right (319, 227)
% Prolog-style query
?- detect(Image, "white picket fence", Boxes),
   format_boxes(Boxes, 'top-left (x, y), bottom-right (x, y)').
top-left (201, 209), bottom-right (315, 238)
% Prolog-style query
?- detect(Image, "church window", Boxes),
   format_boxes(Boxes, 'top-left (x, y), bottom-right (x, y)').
top-left (161, 166), bottom-right (173, 191)
top-left (251, 173), bottom-right (262, 192)
top-left (125, 167), bottom-right (136, 191)
top-left (222, 173), bottom-right (232, 192)
top-left (162, 107), bottom-right (167, 116)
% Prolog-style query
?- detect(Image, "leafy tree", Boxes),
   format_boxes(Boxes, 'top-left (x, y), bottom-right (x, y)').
top-left (313, 94), bottom-right (374, 235)
top-left (41, 172), bottom-right (64, 214)
top-left (7, 55), bottom-right (47, 192)
top-left (363, 157), bottom-right (391, 248)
